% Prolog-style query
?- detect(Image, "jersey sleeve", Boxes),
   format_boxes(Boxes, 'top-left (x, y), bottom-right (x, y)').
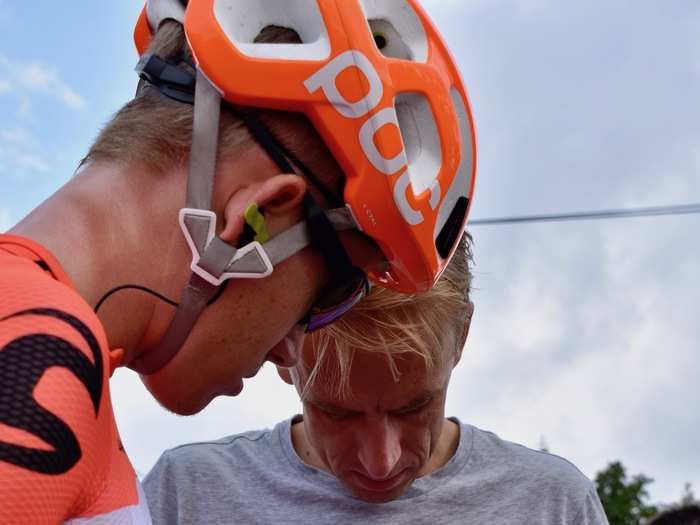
top-left (0, 257), bottom-right (113, 523)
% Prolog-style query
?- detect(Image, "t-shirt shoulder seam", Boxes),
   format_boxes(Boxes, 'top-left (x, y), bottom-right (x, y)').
top-left (165, 431), bottom-right (270, 454)
top-left (571, 483), bottom-right (600, 524)
top-left (474, 426), bottom-right (591, 481)
top-left (511, 443), bottom-right (592, 481)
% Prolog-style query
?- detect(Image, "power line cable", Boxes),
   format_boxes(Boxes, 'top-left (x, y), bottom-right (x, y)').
top-left (469, 203), bottom-right (700, 226)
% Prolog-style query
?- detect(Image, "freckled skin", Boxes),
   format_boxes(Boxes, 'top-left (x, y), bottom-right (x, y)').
top-left (141, 226), bottom-right (383, 416)
top-left (285, 344), bottom-right (460, 503)
top-left (12, 141), bottom-right (386, 418)
top-left (141, 245), bottom-right (326, 415)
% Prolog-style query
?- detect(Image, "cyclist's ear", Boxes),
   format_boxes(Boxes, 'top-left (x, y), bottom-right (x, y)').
top-left (219, 174), bottom-right (306, 244)
top-left (259, 174), bottom-right (307, 214)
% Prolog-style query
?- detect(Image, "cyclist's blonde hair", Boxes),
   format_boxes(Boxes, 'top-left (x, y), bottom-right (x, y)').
top-left (86, 23), bottom-right (342, 200)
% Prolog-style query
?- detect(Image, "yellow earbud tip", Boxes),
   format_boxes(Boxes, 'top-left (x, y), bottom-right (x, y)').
top-left (244, 203), bottom-right (270, 244)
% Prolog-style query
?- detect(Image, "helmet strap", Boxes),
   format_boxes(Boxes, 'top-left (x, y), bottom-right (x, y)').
top-left (128, 64), bottom-right (357, 375)
top-left (129, 68), bottom-right (229, 374)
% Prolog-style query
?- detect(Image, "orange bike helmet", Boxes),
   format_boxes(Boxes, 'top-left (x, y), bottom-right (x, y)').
top-left (135, 0), bottom-right (476, 293)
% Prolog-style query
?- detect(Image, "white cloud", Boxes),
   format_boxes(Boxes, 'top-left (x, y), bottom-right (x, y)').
top-left (1, 127), bottom-right (35, 146)
top-left (14, 153), bottom-right (49, 173)
top-left (0, 59), bottom-right (60, 177)
top-left (423, 0), bottom-right (465, 8)
top-left (0, 53), bottom-right (86, 110)
top-left (16, 63), bottom-right (86, 110)
top-left (423, 0), bottom-right (552, 16)
top-left (447, 213), bottom-right (700, 504)
top-left (0, 128), bottom-right (49, 174)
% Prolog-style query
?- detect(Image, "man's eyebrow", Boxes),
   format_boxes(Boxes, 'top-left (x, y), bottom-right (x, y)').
top-left (308, 397), bottom-right (356, 414)
top-left (308, 391), bottom-right (439, 414)
top-left (393, 391), bottom-right (438, 413)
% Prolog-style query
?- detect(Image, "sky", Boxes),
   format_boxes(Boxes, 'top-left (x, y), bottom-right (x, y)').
top-left (1, 0), bottom-right (699, 506)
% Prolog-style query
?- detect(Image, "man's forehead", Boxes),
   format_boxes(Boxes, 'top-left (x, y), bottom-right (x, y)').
top-left (305, 385), bottom-right (440, 413)
top-left (301, 343), bottom-right (448, 378)
top-left (301, 350), bottom-right (448, 406)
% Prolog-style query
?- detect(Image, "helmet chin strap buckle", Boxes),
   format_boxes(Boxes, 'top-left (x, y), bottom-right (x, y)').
top-left (179, 208), bottom-right (273, 287)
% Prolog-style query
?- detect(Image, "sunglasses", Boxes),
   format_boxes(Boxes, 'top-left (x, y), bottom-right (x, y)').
top-left (237, 110), bottom-right (371, 333)
top-left (298, 193), bottom-right (371, 332)
top-left (303, 268), bottom-right (370, 332)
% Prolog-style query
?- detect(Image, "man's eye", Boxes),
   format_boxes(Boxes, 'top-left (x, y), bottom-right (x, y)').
top-left (394, 407), bottom-right (422, 416)
top-left (394, 399), bottom-right (432, 416)
top-left (319, 407), bottom-right (353, 419)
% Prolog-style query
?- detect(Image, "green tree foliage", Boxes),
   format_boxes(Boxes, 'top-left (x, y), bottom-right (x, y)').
top-left (595, 461), bottom-right (659, 525)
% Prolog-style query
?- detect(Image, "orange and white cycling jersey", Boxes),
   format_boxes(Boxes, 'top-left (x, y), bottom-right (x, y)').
top-left (0, 234), bottom-right (151, 524)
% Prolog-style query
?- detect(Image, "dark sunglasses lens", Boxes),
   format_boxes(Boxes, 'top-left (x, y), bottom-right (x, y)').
top-left (306, 275), bottom-right (369, 332)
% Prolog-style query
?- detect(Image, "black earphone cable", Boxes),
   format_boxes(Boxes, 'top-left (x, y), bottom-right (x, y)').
top-left (94, 281), bottom-right (228, 314)
top-left (94, 285), bottom-right (177, 313)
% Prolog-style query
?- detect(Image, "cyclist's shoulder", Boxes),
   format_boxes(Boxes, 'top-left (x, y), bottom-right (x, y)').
top-left (0, 237), bottom-right (100, 334)
top-left (0, 239), bottom-right (132, 522)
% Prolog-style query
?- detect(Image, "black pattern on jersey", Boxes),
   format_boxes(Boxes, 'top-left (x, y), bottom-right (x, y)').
top-left (0, 308), bottom-right (104, 475)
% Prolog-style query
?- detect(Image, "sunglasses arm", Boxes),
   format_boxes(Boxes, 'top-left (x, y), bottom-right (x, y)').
top-left (223, 207), bottom-right (358, 276)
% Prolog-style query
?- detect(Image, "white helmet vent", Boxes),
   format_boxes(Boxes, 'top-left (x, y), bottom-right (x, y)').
top-left (359, 0), bottom-right (428, 63)
top-left (395, 93), bottom-right (442, 197)
top-left (434, 87), bottom-right (474, 252)
top-left (369, 19), bottom-right (412, 61)
top-left (213, 0), bottom-right (331, 61)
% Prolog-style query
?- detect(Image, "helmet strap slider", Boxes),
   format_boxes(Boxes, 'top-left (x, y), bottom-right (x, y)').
top-left (135, 53), bottom-right (195, 104)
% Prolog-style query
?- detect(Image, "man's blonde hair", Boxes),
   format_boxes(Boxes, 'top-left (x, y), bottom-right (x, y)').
top-left (306, 233), bottom-right (474, 398)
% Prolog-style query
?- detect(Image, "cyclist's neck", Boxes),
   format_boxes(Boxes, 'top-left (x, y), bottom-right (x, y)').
top-left (10, 161), bottom-right (189, 366)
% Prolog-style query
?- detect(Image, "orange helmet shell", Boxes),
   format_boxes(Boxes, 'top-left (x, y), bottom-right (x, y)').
top-left (135, 0), bottom-right (476, 293)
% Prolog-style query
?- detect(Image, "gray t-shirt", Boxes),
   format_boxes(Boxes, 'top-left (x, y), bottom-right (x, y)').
top-left (143, 417), bottom-right (608, 524)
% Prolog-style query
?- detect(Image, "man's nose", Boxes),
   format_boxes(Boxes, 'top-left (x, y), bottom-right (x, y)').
top-left (357, 417), bottom-right (402, 480)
